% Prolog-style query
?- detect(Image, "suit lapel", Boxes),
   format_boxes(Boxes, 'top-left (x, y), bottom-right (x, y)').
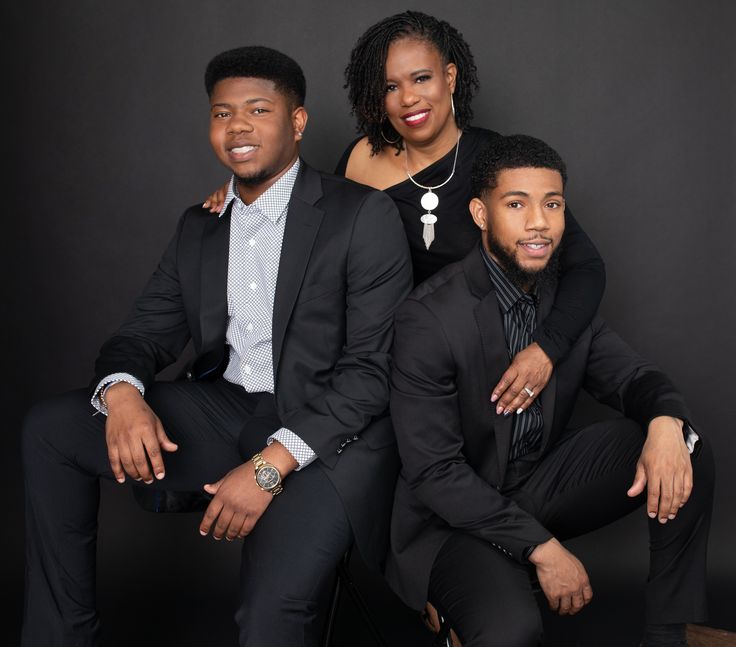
top-left (272, 163), bottom-right (324, 383)
top-left (199, 203), bottom-right (232, 356)
top-left (464, 251), bottom-right (513, 483)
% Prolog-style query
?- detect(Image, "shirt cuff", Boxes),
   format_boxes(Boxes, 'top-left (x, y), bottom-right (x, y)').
top-left (268, 428), bottom-right (317, 470)
top-left (683, 421), bottom-right (699, 454)
top-left (91, 373), bottom-right (145, 415)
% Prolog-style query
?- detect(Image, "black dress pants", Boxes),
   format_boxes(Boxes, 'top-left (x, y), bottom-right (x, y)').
top-left (21, 379), bottom-right (353, 647)
top-left (428, 419), bottom-right (715, 647)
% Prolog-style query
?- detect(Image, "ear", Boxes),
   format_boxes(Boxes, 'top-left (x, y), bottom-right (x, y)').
top-left (445, 62), bottom-right (458, 95)
top-left (469, 196), bottom-right (488, 230)
top-left (292, 106), bottom-right (308, 140)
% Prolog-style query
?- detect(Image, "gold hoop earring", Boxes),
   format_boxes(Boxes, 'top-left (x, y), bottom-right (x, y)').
top-left (380, 120), bottom-right (401, 145)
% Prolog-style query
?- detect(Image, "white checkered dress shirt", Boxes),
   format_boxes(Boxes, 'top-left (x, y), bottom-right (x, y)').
top-left (92, 159), bottom-right (317, 470)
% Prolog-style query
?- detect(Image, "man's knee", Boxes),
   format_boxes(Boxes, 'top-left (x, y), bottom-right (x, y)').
top-left (457, 602), bottom-right (542, 647)
top-left (22, 390), bottom-right (102, 470)
top-left (236, 584), bottom-right (330, 647)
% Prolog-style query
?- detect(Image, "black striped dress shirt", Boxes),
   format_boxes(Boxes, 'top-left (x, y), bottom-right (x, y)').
top-left (480, 245), bottom-right (544, 461)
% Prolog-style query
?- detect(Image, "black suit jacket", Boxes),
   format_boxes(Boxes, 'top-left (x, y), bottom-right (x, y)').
top-left (385, 246), bottom-right (691, 608)
top-left (92, 161), bottom-right (413, 568)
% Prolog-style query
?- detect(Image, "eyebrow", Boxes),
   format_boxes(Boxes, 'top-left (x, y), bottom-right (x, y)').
top-left (210, 97), bottom-right (275, 109)
top-left (386, 68), bottom-right (433, 82)
top-left (498, 190), bottom-right (564, 199)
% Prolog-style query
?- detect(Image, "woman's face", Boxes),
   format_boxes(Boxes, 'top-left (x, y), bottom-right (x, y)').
top-left (383, 37), bottom-right (457, 147)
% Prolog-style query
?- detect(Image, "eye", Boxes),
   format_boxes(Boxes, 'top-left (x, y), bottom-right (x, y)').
top-left (415, 74), bottom-right (432, 83)
top-left (252, 107), bottom-right (269, 115)
top-left (213, 111), bottom-right (230, 119)
top-left (385, 83), bottom-right (398, 93)
top-left (545, 201), bottom-right (562, 209)
top-left (507, 201), bottom-right (523, 209)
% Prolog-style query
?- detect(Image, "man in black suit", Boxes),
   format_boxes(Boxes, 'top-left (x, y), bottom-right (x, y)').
top-left (21, 46), bottom-right (412, 646)
top-left (386, 135), bottom-right (713, 646)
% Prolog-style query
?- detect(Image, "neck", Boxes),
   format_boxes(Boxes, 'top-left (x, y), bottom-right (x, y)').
top-left (404, 122), bottom-right (461, 174)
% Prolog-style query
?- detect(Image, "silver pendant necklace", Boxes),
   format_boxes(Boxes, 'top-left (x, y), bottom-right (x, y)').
top-left (405, 129), bottom-right (461, 250)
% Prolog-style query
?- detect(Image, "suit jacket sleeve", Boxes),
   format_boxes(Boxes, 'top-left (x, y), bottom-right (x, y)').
top-left (583, 316), bottom-right (691, 425)
top-left (533, 207), bottom-right (606, 363)
top-left (391, 298), bottom-right (553, 562)
top-left (91, 213), bottom-right (192, 393)
top-left (280, 190), bottom-right (413, 467)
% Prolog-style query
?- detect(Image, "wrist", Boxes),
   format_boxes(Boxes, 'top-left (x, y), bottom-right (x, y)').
top-left (103, 382), bottom-right (141, 409)
top-left (527, 537), bottom-right (560, 566)
top-left (647, 416), bottom-right (684, 439)
top-left (261, 441), bottom-right (298, 479)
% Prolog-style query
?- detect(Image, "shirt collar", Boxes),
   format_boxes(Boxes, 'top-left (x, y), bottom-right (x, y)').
top-left (479, 244), bottom-right (536, 313)
top-left (220, 158), bottom-right (301, 223)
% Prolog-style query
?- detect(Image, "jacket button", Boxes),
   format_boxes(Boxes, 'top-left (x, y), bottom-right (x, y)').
top-left (186, 370), bottom-right (193, 380)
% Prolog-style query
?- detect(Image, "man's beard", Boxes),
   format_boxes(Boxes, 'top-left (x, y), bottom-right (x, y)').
top-left (235, 169), bottom-right (271, 187)
top-left (486, 231), bottom-right (561, 292)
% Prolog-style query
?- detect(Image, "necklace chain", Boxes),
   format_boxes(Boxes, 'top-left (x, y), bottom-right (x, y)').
top-left (404, 129), bottom-right (462, 191)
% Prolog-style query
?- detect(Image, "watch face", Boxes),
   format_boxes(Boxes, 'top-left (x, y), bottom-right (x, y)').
top-left (256, 465), bottom-right (280, 490)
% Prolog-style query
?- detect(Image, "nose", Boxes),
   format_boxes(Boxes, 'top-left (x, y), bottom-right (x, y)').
top-left (398, 84), bottom-right (419, 107)
top-left (526, 205), bottom-right (550, 232)
top-left (227, 111), bottom-right (254, 134)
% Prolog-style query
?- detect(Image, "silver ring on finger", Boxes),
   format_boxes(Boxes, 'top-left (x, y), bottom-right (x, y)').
top-left (523, 386), bottom-right (534, 397)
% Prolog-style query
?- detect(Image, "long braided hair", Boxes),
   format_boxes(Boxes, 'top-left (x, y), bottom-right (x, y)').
top-left (344, 11), bottom-right (479, 155)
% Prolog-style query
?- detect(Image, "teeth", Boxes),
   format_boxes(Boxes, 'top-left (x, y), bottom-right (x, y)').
top-left (525, 243), bottom-right (546, 249)
top-left (231, 145), bottom-right (255, 154)
top-left (404, 112), bottom-right (428, 122)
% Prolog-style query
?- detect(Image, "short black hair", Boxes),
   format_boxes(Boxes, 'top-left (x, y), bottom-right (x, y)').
top-left (204, 45), bottom-right (306, 107)
top-left (344, 11), bottom-right (479, 155)
top-left (471, 134), bottom-right (568, 198)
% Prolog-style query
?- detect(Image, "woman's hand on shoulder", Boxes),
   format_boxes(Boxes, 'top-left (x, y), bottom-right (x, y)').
top-left (202, 179), bottom-right (229, 214)
top-left (491, 342), bottom-right (553, 416)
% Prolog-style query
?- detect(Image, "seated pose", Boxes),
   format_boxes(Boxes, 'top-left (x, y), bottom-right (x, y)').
top-left (21, 46), bottom-right (412, 646)
top-left (386, 134), bottom-right (714, 647)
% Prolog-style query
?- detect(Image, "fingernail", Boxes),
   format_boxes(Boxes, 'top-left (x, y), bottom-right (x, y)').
top-left (116, 477), bottom-right (125, 484)
top-left (491, 394), bottom-right (498, 403)
top-left (496, 405), bottom-right (503, 415)
top-left (668, 514), bottom-right (676, 519)
top-left (503, 409), bottom-right (512, 417)
top-left (202, 201), bottom-right (209, 207)
top-left (516, 408), bottom-right (523, 415)
top-left (144, 479), bottom-right (153, 485)
top-left (156, 472), bottom-right (165, 480)
top-left (214, 536), bottom-right (221, 541)
top-left (648, 512), bottom-right (656, 518)
top-left (199, 530), bottom-right (207, 536)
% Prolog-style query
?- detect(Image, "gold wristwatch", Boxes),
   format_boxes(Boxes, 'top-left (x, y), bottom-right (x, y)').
top-left (252, 452), bottom-right (283, 496)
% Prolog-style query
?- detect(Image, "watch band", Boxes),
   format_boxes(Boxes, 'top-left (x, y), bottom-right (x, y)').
top-left (252, 452), bottom-right (283, 496)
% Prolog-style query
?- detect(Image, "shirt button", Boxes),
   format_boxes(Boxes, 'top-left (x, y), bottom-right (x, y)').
top-left (249, 282), bottom-right (257, 291)
top-left (246, 323), bottom-right (254, 331)
top-left (244, 365), bottom-right (252, 375)
top-left (249, 239), bottom-right (256, 247)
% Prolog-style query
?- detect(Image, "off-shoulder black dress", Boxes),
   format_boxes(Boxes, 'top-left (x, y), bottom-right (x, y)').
top-left (335, 127), bottom-right (606, 363)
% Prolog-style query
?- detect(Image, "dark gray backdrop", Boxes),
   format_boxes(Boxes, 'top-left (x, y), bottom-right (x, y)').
top-left (6, 1), bottom-right (735, 645)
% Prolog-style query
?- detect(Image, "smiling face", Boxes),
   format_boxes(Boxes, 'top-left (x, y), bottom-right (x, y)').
top-left (208, 76), bottom-right (307, 202)
top-left (470, 167), bottom-right (566, 288)
top-left (383, 37), bottom-right (457, 147)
